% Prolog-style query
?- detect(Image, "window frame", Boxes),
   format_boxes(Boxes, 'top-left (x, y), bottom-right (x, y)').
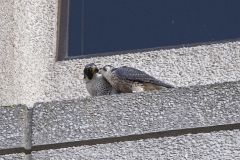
top-left (57, 0), bottom-right (70, 61)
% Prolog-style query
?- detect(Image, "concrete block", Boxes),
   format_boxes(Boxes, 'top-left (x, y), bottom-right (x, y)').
top-left (0, 153), bottom-right (26, 160)
top-left (32, 81), bottom-right (240, 146)
top-left (0, 105), bottom-right (28, 149)
top-left (31, 129), bottom-right (240, 159)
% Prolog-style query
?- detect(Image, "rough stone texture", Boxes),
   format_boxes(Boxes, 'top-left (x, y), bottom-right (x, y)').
top-left (12, 0), bottom-right (58, 106)
top-left (0, 0), bottom-right (15, 106)
top-left (32, 81), bottom-right (240, 146)
top-left (31, 130), bottom-right (240, 160)
top-left (51, 41), bottom-right (240, 102)
top-left (0, 0), bottom-right (58, 107)
top-left (0, 2), bottom-right (239, 158)
top-left (0, 1), bottom-right (240, 107)
top-left (0, 153), bottom-right (26, 160)
top-left (0, 105), bottom-right (27, 149)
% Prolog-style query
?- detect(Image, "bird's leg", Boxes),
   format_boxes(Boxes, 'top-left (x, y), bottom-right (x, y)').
top-left (132, 82), bottom-right (144, 93)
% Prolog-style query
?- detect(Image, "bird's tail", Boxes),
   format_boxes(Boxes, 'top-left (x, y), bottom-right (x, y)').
top-left (143, 81), bottom-right (174, 90)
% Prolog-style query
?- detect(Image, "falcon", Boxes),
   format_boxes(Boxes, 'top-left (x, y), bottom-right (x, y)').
top-left (100, 65), bottom-right (174, 93)
top-left (83, 63), bottom-right (120, 96)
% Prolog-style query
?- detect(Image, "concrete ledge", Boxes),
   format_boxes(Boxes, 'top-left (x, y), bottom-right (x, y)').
top-left (0, 153), bottom-right (26, 160)
top-left (0, 105), bottom-right (28, 150)
top-left (31, 129), bottom-right (240, 159)
top-left (32, 81), bottom-right (240, 146)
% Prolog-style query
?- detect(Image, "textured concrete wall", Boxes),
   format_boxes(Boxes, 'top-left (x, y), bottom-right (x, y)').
top-left (0, 153), bottom-right (26, 160)
top-left (0, 105), bottom-right (28, 150)
top-left (31, 130), bottom-right (240, 160)
top-left (0, 1), bottom-right (240, 107)
top-left (0, 0), bottom-right (58, 106)
top-left (31, 81), bottom-right (240, 146)
top-left (0, 81), bottom-right (240, 158)
top-left (1, 1), bottom-right (240, 159)
top-left (12, 0), bottom-right (58, 106)
top-left (51, 41), bottom-right (240, 102)
top-left (0, 0), bottom-right (15, 106)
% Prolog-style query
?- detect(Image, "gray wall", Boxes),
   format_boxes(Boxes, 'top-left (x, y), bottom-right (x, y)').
top-left (0, 0), bottom-right (240, 107)
top-left (31, 130), bottom-right (240, 160)
top-left (1, 81), bottom-right (240, 159)
top-left (0, 0), bottom-right (15, 107)
top-left (0, 0), bottom-right (240, 159)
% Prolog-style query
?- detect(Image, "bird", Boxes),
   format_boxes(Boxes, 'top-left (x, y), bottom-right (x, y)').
top-left (100, 65), bottom-right (174, 93)
top-left (83, 63), bottom-right (121, 96)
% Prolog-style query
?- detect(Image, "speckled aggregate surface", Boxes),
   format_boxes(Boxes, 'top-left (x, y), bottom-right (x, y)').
top-left (1, 2), bottom-right (240, 158)
top-left (0, 0), bottom-right (58, 106)
top-left (0, 153), bottom-right (25, 160)
top-left (31, 129), bottom-right (240, 160)
top-left (32, 81), bottom-right (240, 146)
top-left (0, 0), bottom-right (15, 107)
top-left (0, 105), bottom-right (27, 149)
top-left (12, 0), bottom-right (58, 107)
top-left (51, 42), bottom-right (240, 104)
top-left (1, 1), bottom-right (240, 107)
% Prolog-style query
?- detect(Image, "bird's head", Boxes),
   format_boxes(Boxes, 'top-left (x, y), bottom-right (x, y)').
top-left (100, 65), bottom-right (114, 78)
top-left (83, 63), bottom-right (99, 81)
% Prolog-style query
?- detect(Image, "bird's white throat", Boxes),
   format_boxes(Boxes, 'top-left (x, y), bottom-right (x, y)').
top-left (85, 73), bottom-right (102, 83)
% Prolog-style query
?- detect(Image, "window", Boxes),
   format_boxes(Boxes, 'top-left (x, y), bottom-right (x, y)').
top-left (58, 0), bottom-right (240, 60)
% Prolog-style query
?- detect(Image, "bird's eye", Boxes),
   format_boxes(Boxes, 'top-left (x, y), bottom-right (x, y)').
top-left (88, 68), bottom-right (92, 72)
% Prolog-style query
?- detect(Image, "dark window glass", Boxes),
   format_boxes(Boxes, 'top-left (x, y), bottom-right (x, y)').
top-left (62, 0), bottom-right (240, 58)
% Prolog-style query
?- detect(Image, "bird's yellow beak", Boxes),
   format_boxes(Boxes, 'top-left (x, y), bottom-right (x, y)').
top-left (91, 65), bottom-right (96, 73)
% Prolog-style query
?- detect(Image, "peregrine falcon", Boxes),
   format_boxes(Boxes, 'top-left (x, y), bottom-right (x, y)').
top-left (100, 65), bottom-right (174, 93)
top-left (83, 63), bottom-right (120, 96)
